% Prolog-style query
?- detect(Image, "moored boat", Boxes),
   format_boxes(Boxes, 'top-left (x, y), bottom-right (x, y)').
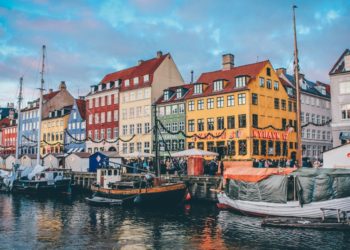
top-left (218, 167), bottom-right (350, 218)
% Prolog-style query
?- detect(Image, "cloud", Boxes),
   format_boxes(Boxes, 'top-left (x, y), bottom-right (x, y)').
top-left (326, 9), bottom-right (340, 23)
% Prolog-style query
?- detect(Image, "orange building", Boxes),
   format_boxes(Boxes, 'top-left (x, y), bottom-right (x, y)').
top-left (185, 54), bottom-right (298, 161)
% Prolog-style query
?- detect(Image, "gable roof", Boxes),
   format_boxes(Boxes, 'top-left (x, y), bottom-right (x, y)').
top-left (75, 99), bottom-right (86, 120)
top-left (329, 49), bottom-right (350, 75)
top-left (100, 53), bottom-right (169, 92)
top-left (186, 60), bottom-right (269, 99)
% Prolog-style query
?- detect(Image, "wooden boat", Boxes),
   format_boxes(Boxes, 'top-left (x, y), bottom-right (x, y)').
top-left (217, 167), bottom-right (350, 218)
top-left (89, 167), bottom-right (187, 206)
top-left (262, 216), bottom-right (350, 231)
top-left (85, 196), bottom-right (123, 206)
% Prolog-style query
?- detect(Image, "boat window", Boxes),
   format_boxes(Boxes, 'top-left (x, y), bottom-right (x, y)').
top-left (108, 170), bottom-right (112, 176)
top-left (114, 169), bottom-right (118, 175)
top-left (101, 170), bottom-right (105, 176)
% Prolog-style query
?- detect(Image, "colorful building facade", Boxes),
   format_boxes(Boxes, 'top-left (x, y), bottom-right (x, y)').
top-left (65, 99), bottom-right (86, 153)
top-left (41, 106), bottom-right (72, 154)
top-left (156, 85), bottom-right (193, 157)
top-left (185, 54), bottom-right (298, 161)
top-left (1, 120), bottom-right (17, 155)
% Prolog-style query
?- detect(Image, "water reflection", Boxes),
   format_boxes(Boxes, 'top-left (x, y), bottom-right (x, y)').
top-left (0, 194), bottom-right (350, 249)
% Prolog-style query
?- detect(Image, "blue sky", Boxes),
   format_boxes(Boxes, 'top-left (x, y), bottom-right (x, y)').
top-left (0, 0), bottom-right (349, 105)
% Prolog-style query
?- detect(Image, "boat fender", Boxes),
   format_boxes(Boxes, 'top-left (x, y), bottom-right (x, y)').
top-left (36, 183), bottom-right (39, 189)
top-left (185, 192), bottom-right (191, 201)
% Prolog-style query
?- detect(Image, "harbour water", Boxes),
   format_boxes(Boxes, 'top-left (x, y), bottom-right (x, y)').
top-left (1, 194), bottom-right (349, 250)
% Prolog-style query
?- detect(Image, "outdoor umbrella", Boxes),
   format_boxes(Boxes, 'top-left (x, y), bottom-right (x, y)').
top-left (171, 148), bottom-right (219, 157)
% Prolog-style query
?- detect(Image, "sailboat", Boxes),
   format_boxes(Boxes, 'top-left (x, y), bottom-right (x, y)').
top-left (87, 105), bottom-right (187, 206)
top-left (217, 6), bottom-right (350, 219)
top-left (8, 45), bottom-right (71, 195)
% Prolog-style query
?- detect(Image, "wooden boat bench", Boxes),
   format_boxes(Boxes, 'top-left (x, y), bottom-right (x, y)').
top-left (320, 208), bottom-right (342, 222)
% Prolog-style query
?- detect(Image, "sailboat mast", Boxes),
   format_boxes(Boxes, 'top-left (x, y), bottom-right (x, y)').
top-left (15, 76), bottom-right (23, 163)
top-left (36, 45), bottom-right (46, 165)
top-left (293, 6), bottom-right (302, 166)
top-left (153, 104), bottom-right (160, 177)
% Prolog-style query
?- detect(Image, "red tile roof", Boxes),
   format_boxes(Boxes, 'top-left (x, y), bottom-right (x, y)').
top-left (43, 91), bottom-right (60, 101)
top-left (76, 99), bottom-right (86, 120)
top-left (100, 54), bottom-right (169, 92)
top-left (186, 60), bottom-right (269, 99)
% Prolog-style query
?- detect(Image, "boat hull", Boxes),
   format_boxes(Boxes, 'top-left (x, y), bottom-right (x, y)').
top-left (217, 192), bottom-right (350, 218)
top-left (91, 183), bottom-right (187, 206)
top-left (12, 179), bottom-right (71, 195)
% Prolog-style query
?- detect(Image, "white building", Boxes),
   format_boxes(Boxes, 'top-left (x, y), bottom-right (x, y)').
top-left (20, 154), bottom-right (38, 167)
top-left (5, 155), bottom-right (15, 170)
top-left (329, 49), bottom-right (350, 147)
top-left (65, 152), bottom-right (90, 172)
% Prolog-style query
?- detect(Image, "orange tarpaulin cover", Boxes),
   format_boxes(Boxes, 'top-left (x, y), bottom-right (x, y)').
top-left (224, 167), bottom-right (297, 182)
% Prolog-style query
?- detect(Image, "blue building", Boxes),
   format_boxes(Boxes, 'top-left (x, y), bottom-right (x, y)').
top-left (64, 98), bottom-right (86, 153)
top-left (88, 151), bottom-right (122, 172)
top-left (19, 100), bottom-right (39, 155)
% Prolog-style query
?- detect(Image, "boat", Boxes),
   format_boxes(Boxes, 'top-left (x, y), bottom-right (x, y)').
top-left (89, 165), bottom-right (187, 206)
top-left (217, 167), bottom-right (350, 218)
top-left (85, 196), bottom-right (123, 206)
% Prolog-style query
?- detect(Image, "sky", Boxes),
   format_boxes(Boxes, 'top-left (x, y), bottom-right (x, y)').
top-left (0, 0), bottom-right (349, 106)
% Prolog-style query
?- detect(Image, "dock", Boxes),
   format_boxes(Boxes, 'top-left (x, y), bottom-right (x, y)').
top-left (72, 172), bottom-right (221, 202)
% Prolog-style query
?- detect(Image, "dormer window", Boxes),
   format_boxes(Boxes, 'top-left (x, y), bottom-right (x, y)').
top-left (176, 88), bottom-right (182, 99)
top-left (125, 79), bottom-right (130, 87)
top-left (98, 84), bottom-right (102, 91)
top-left (134, 77), bottom-right (139, 85)
top-left (164, 91), bottom-right (169, 101)
top-left (287, 87), bottom-right (294, 96)
top-left (194, 84), bottom-right (203, 94)
top-left (106, 82), bottom-right (110, 89)
top-left (55, 110), bottom-right (58, 117)
top-left (143, 74), bottom-right (149, 82)
top-left (213, 80), bottom-right (224, 91)
top-left (49, 112), bottom-right (52, 118)
top-left (235, 76), bottom-right (246, 88)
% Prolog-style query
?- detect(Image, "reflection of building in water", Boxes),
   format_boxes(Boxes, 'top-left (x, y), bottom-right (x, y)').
top-left (36, 212), bottom-right (63, 243)
top-left (196, 217), bottom-right (227, 250)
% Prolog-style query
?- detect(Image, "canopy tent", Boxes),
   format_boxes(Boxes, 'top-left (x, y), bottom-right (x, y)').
top-left (123, 151), bottom-right (155, 159)
top-left (224, 166), bottom-right (297, 183)
top-left (171, 148), bottom-right (219, 157)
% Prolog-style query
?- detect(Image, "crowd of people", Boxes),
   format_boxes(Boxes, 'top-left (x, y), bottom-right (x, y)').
top-left (252, 158), bottom-right (323, 168)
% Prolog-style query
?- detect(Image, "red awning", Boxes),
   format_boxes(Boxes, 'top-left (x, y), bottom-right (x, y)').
top-left (224, 167), bottom-right (297, 182)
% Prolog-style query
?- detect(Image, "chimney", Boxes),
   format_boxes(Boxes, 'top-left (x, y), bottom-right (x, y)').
top-left (222, 54), bottom-right (234, 71)
top-left (59, 81), bottom-right (67, 90)
top-left (345, 54), bottom-right (350, 71)
top-left (190, 70), bottom-right (194, 83)
top-left (156, 51), bottom-right (163, 58)
top-left (276, 68), bottom-right (286, 76)
top-left (49, 88), bottom-right (53, 93)
top-left (138, 60), bottom-right (144, 65)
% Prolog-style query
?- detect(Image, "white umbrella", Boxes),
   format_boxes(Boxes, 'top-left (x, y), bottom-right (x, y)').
top-left (123, 151), bottom-right (155, 159)
top-left (171, 148), bottom-right (219, 157)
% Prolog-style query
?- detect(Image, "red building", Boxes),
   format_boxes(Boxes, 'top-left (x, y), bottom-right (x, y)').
top-left (1, 119), bottom-right (17, 155)
top-left (85, 81), bottom-right (119, 153)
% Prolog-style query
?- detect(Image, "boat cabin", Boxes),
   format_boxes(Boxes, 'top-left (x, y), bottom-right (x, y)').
top-left (96, 168), bottom-right (122, 189)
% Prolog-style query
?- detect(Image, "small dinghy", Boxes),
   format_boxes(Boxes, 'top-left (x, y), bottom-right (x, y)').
top-left (85, 196), bottom-right (123, 206)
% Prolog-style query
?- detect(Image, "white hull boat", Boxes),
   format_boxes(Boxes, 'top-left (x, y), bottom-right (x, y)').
top-left (218, 192), bottom-right (350, 219)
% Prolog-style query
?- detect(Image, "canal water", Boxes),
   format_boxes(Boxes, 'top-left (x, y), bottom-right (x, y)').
top-left (0, 194), bottom-right (349, 250)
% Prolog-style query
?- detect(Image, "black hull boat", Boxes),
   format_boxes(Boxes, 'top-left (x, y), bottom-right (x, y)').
top-left (12, 178), bottom-right (71, 195)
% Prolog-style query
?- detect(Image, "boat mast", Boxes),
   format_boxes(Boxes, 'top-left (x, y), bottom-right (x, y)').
top-left (153, 104), bottom-right (160, 177)
top-left (36, 45), bottom-right (46, 166)
top-left (15, 76), bottom-right (23, 163)
top-left (293, 6), bottom-right (302, 166)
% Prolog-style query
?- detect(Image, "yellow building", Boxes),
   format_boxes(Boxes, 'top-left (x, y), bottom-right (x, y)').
top-left (185, 54), bottom-right (298, 162)
top-left (41, 106), bottom-right (71, 154)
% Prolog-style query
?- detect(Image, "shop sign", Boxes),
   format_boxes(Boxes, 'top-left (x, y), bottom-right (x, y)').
top-left (252, 129), bottom-right (289, 141)
top-left (191, 130), bottom-right (243, 141)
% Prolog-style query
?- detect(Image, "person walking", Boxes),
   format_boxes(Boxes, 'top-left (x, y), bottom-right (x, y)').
top-left (220, 161), bottom-right (224, 176)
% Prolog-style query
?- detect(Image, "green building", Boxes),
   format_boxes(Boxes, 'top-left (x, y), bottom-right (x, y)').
top-left (155, 84), bottom-right (193, 157)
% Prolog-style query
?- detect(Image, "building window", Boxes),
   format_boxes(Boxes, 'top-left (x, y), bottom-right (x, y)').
top-left (179, 140), bottom-right (185, 150)
top-left (238, 114), bottom-right (246, 128)
top-left (252, 114), bottom-right (258, 128)
top-left (217, 97), bottom-right (224, 108)
top-left (133, 77), bottom-right (139, 85)
top-left (274, 98), bottom-right (280, 109)
top-left (143, 74), bottom-right (149, 82)
top-left (106, 128), bottom-right (111, 139)
top-left (194, 84), bottom-right (203, 94)
top-left (144, 123), bottom-right (150, 133)
top-left (266, 67), bottom-right (271, 76)
top-left (122, 125), bottom-right (127, 135)
top-left (172, 122), bottom-right (178, 132)
top-left (100, 129), bottom-right (105, 139)
top-left (164, 91), bottom-right (169, 101)
top-left (129, 124), bottom-right (135, 135)
top-left (341, 104), bottom-right (350, 120)
top-left (179, 121), bottom-right (185, 131)
top-left (207, 98), bottom-right (214, 109)
top-left (188, 142), bottom-right (195, 149)
top-left (197, 119), bottom-right (204, 131)
top-left (172, 140), bottom-right (178, 151)
top-left (252, 93), bottom-right (258, 105)
top-left (228, 140), bottom-right (235, 156)
top-left (197, 142), bottom-right (204, 150)
top-left (122, 143), bottom-right (127, 154)
top-left (129, 143), bottom-right (134, 153)
top-left (207, 141), bottom-right (215, 152)
top-left (238, 94), bottom-right (246, 105)
top-left (259, 77), bottom-right (265, 87)
top-left (188, 120), bottom-right (195, 132)
top-left (340, 82), bottom-right (350, 94)
top-left (171, 105), bottom-right (178, 114)
top-left (137, 123), bottom-right (142, 134)
top-left (227, 95), bottom-right (234, 106)
top-left (274, 81), bottom-right (279, 90)
top-left (217, 117), bottom-right (224, 130)
top-left (197, 99), bottom-right (204, 110)
top-left (213, 80), bottom-right (223, 91)
top-left (179, 104), bottom-right (185, 113)
top-left (113, 110), bottom-right (118, 121)
top-left (238, 140), bottom-right (247, 155)
top-left (94, 130), bottom-right (99, 140)
top-left (288, 101), bottom-right (292, 112)
top-left (176, 88), bottom-right (182, 98)
top-left (235, 77), bottom-right (246, 88)
top-left (94, 114), bottom-right (99, 124)
top-left (267, 79), bottom-right (272, 89)
top-left (227, 116), bottom-right (235, 129)
top-left (125, 79), bottom-right (130, 87)
top-left (188, 101), bottom-right (194, 111)
top-left (253, 140), bottom-right (259, 155)
top-left (281, 100), bottom-right (286, 110)
top-left (207, 118), bottom-right (214, 131)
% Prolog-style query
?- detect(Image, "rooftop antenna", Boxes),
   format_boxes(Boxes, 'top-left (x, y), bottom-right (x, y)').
top-left (190, 70), bottom-right (194, 83)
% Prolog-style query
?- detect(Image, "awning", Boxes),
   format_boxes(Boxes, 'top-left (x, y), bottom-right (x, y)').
top-left (339, 132), bottom-right (350, 140)
top-left (224, 167), bottom-right (297, 182)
